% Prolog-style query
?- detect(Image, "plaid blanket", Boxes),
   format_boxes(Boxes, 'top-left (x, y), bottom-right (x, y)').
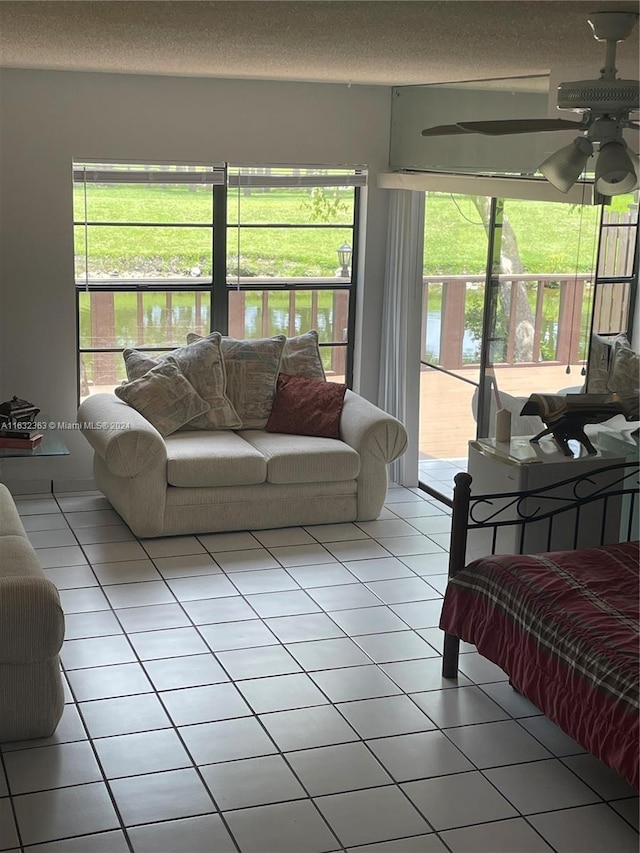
top-left (440, 540), bottom-right (639, 789)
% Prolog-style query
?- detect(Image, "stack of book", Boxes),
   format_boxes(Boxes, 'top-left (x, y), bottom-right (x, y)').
top-left (0, 426), bottom-right (43, 449)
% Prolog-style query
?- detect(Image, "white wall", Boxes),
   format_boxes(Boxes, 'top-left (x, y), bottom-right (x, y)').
top-left (0, 69), bottom-right (391, 487)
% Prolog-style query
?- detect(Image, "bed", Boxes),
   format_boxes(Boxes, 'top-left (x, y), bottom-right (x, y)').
top-left (439, 460), bottom-right (639, 789)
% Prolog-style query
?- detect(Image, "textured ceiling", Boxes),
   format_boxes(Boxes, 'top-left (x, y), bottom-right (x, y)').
top-left (0, 1), bottom-right (638, 87)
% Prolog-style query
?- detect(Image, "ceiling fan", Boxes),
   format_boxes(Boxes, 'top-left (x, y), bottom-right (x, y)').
top-left (421, 11), bottom-right (640, 195)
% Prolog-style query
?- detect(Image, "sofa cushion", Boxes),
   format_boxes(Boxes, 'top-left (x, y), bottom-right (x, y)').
top-left (266, 373), bottom-right (347, 438)
top-left (122, 333), bottom-right (241, 430)
top-left (115, 361), bottom-right (211, 436)
top-left (165, 431), bottom-right (267, 487)
top-left (280, 331), bottom-right (326, 380)
top-left (239, 430), bottom-right (360, 485)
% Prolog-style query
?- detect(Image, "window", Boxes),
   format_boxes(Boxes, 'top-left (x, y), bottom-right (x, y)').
top-left (74, 162), bottom-right (365, 398)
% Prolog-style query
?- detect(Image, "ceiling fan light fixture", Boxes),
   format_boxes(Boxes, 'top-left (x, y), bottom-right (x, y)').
top-left (539, 137), bottom-right (594, 193)
top-left (595, 141), bottom-right (639, 195)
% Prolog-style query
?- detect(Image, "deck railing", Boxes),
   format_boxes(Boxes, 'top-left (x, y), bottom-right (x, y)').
top-left (421, 273), bottom-right (603, 371)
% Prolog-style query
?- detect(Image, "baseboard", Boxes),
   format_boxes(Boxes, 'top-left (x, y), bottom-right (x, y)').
top-left (3, 477), bottom-right (98, 496)
top-left (52, 477), bottom-right (98, 494)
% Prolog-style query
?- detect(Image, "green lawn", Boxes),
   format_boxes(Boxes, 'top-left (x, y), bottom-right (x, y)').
top-left (75, 184), bottom-right (635, 279)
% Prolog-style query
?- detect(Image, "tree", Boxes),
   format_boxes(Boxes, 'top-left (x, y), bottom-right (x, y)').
top-left (469, 196), bottom-right (535, 363)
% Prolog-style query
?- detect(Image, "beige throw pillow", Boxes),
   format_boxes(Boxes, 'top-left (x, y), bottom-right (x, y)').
top-left (279, 330), bottom-right (326, 380)
top-left (122, 333), bottom-right (241, 430)
top-left (187, 334), bottom-right (286, 429)
top-left (607, 337), bottom-right (640, 397)
top-left (115, 361), bottom-right (210, 436)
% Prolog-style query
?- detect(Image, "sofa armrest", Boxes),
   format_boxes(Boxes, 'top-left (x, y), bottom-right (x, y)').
top-left (0, 523), bottom-right (65, 664)
top-left (339, 390), bottom-right (408, 462)
top-left (77, 393), bottom-right (166, 478)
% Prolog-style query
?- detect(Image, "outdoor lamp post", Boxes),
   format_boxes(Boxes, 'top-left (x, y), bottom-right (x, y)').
top-left (337, 243), bottom-right (352, 277)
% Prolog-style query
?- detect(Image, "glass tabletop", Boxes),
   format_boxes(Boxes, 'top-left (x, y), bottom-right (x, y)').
top-left (0, 427), bottom-right (69, 458)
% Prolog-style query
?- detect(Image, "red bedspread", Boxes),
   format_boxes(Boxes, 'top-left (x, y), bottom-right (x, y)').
top-left (440, 540), bottom-right (640, 789)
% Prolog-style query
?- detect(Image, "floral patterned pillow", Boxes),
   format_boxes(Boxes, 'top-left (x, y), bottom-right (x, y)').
top-left (122, 332), bottom-right (240, 430)
top-left (279, 330), bottom-right (326, 380)
top-left (115, 361), bottom-right (210, 436)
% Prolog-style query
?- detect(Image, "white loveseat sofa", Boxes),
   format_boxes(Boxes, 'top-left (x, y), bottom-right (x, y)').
top-left (78, 389), bottom-right (407, 538)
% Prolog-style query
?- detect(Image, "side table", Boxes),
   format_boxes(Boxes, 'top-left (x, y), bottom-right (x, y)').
top-left (466, 437), bottom-right (625, 557)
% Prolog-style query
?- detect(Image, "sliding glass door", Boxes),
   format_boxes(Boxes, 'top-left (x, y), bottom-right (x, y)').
top-left (418, 190), bottom-right (638, 500)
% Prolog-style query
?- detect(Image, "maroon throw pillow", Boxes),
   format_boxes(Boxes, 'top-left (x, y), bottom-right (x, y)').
top-left (265, 373), bottom-right (347, 438)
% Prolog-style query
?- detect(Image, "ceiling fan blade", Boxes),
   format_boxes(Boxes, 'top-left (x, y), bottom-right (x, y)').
top-left (421, 124), bottom-right (474, 137)
top-left (455, 118), bottom-right (588, 135)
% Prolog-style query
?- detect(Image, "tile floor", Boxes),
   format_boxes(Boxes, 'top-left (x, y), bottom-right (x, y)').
top-left (1, 485), bottom-right (638, 853)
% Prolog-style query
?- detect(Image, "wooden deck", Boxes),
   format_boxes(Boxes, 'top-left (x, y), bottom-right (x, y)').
top-left (419, 363), bottom-right (581, 460)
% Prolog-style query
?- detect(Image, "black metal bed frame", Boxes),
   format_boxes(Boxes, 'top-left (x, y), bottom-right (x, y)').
top-left (442, 459), bottom-right (640, 679)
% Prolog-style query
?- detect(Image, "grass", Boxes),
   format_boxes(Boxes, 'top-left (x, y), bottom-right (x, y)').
top-left (75, 184), bottom-right (636, 279)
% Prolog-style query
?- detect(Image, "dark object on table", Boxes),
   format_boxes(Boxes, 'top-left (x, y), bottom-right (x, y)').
top-left (520, 392), bottom-right (639, 456)
top-left (0, 396), bottom-right (40, 430)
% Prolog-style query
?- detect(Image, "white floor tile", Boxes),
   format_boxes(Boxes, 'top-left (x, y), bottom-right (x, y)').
top-left (199, 618), bottom-right (278, 651)
top-left (0, 798), bottom-right (19, 850)
top-left (344, 557), bottom-right (415, 582)
top-left (336, 695), bottom-right (435, 739)
top-left (103, 580), bottom-right (175, 609)
top-left (237, 672), bottom-right (329, 714)
top-left (308, 583), bottom-right (383, 611)
top-left (61, 635), bottom-right (136, 670)
top-left (518, 714), bottom-right (586, 756)
top-left (165, 574), bottom-right (237, 601)
top-left (480, 681), bottom-right (544, 718)
top-left (345, 835), bottom-right (448, 853)
top-left (152, 553), bottom-right (221, 579)
top-left (182, 595), bottom-right (257, 625)
top-left (252, 527), bottom-right (317, 547)
top-left (93, 729), bottom-right (191, 779)
top-left (201, 754), bottom-right (307, 809)
top-left (561, 753), bottom-right (639, 800)
top-left (81, 541), bottom-right (147, 563)
top-left (224, 799), bottom-right (339, 853)
top-left (364, 577), bottom-right (441, 605)
top-left (79, 693), bottom-right (171, 738)
top-left (286, 742), bottom-right (392, 796)
top-left (485, 759), bottom-right (600, 814)
top-left (355, 519), bottom-right (420, 539)
top-left (43, 565), bottom-right (98, 590)
top-left (381, 658), bottom-right (471, 693)
top-left (115, 602), bottom-right (191, 633)
top-left (216, 644), bottom-right (301, 680)
top-left (399, 552), bottom-right (450, 575)
top-left (91, 558), bottom-right (161, 585)
top-left (265, 612), bottom-right (346, 643)
top-left (229, 567), bottom-right (301, 594)
top-left (315, 785), bottom-right (430, 848)
top-left (2, 703), bottom-right (87, 751)
top-left (353, 631), bottom-right (438, 663)
top-left (140, 536), bottom-right (206, 558)
top-left (410, 685), bottom-right (510, 727)
top-left (259, 705), bottom-right (359, 751)
top-left (388, 600), bottom-right (445, 629)
top-left (15, 498), bottom-right (60, 516)
top-left (142, 654), bottom-right (229, 691)
top-left (214, 548), bottom-right (281, 572)
top-left (286, 637), bottom-right (372, 671)
top-left (110, 767), bottom-right (215, 827)
top-left (27, 528), bottom-right (78, 548)
top-left (528, 803), bottom-right (640, 853)
top-left (323, 540), bottom-right (391, 562)
top-left (611, 798), bottom-right (640, 831)
top-left (440, 817), bottom-right (554, 852)
top-left (74, 525), bottom-right (136, 545)
top-left (245, 589), bottom-right (322, 617)
top-left (457, 651), bottom-right (509, 684)
top-left (284, 563), bottom-right (359, 588)
top-left (367, 730), bottom-right (473, 782)
top-left (20, 512), bottom-right (70, 532)
top-left (445, 720), bottom-right (552, 768)
top-left (402, 771), bottom-right (518, 831)
top-left (375, 537), bottom-right (445, 558)
top-left (304, 522), bottom-right (370, 542)
top-left (160, 682), bottom-right (251, 725)
top-left (12, 782), bottom-right (119, 846)
top-left (127, 814), bottom-right (236, 853)
top-left (63, 509), bottom-right (122, 528)
top-left (179, 716), bottom-right (277, 764)
top-left (310, 665), bottom-right (402, 703)
top-left (197, 531), bottom-right (262, 552)
top-left (22, 829), bottom-right (130, 852)
top-left (4, 741), bottom-right (101, 794)
top-left (328, 606), bottom-right (408, 636)
top-left (34, 546), bottom-right (88, 569)
top-left (66, 662), bottom-right (153, 701)
top-left (270, 543), bottom-right (338, 567)
top-left (127, 626), bottom-right (209, 660)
